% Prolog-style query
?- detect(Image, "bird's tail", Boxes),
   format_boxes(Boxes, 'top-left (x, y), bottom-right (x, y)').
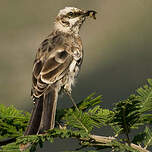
top-left (24, 88), bottom-right (58, 135)
top-left (38, 88), bottom-right (58, 134)
top-left (24, 97), bottom-right (43, 135)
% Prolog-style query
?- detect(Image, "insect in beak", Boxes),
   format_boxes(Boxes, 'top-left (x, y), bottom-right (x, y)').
top-left (85, 10), bottom-right (97, 19)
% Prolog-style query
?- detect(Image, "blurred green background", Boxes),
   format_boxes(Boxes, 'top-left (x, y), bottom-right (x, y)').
top-left (1, 0), bottom-right (152, 151)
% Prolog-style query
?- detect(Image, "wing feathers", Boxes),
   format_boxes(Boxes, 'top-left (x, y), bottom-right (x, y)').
top-left (31, 32), bottom-right (82, 99)
top-left (41, 56), bottom-right (72, 83)
top-left (41, 57), bottom-right (60, 74)
top-left (33, 60), bottom-right (43, 78)
top-left (55, 50), bottom-right (68, 63)
top-left (32, 45), bottom-right (73, 98)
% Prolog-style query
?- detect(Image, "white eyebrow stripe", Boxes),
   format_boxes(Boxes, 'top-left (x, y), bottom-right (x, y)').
top-left (58, 7), bottom-right (81, 16)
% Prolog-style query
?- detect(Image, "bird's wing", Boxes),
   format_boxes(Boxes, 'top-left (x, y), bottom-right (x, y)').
top-left (32, 35), bottom-right (73, 98)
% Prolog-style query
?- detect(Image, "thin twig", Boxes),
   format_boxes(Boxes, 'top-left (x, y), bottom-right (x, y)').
top-left (89, 134), bottom-right (150, 152)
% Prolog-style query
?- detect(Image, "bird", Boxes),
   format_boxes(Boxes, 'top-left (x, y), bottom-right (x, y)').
top-left (24, 7), bottom-right (97, 135)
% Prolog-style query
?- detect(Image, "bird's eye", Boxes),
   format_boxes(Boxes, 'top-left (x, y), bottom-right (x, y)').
top-left (68, 12), bottom-right (74, 17)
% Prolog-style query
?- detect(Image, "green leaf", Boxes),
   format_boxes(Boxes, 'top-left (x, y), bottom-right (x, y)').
top-left (78, 93), bottom-right (102, 111)
top-left (143, 127), bottom-right (152, 148)
top-left (0, 104), bottom-right (30, 140)
top-left (111, 95), bottom-right (141, 136)
top-left (136, 79), bottom-right (152, 113)
top-left (109, 140), bottom-right (139, 152)
top-left (132, 126), bottom-right (152, 149)
top-left (1, 142), bottom-right (21, 152)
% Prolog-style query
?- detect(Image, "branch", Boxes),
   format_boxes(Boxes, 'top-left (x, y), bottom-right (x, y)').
top-left (0, 137), bottom-right (17, 146)
top-left (90, 135), bottom-right (150, 152)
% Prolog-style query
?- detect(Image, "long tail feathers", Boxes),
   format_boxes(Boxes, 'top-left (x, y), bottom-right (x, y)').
top-left (24, 88), bottom-right (58, 135)
top-left (38, 88), bottom-right (58, 134)
top-left (24, 97), bottom-right (43, 135)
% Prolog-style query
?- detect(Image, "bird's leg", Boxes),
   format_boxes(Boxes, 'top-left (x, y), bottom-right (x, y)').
top-left (64, 89), bottom-right (79, 111)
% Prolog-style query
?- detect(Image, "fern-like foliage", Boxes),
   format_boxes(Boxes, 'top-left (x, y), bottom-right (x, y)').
top-left (0, 105), bottom-right (30, 140)
top-left (57, 93), bottom-right (112, 133)
top-left (1, 79), bottom-right (152, 152)
top-left (136, 79), bottom-right (152, 124)
top-left (110, 95), bottom-right (142, 142)
top-left (63, 106), bottom-right (112, 133)
top-left (109, 140), bottom-right (139, 152)
top-left (136, 79), bottom-right (152, 113)
top-left (55, 93), bottom-right (103, 124)
top-left (133, 126), bottom-right (152, 149)
top-left (143, 127), bottom-right (152, 148)
top-left (78, 93), bottom-right (102, 110)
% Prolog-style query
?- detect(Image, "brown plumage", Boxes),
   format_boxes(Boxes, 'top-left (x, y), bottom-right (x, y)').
top-left (24, 7), bottom-right (96, 135)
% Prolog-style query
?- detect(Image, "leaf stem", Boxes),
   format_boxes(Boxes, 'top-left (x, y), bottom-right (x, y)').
top-left (122, 106), bottom-right (131, 145)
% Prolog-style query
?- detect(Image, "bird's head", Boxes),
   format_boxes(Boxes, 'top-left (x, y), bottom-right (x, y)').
top-left (54, 7), bottom-right (97, 35)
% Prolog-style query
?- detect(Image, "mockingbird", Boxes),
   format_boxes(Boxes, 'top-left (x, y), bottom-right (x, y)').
top-left (24, 7), bottom-right (97, 135)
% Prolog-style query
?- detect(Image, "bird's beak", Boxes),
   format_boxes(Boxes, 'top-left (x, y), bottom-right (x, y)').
top-left (83, 10), bottom-right (97, 19)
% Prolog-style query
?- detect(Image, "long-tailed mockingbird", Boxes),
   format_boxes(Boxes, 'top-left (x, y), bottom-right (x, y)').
top-left (24, 7), bottom-right (97, 135)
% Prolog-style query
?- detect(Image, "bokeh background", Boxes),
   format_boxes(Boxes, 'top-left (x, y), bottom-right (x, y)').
top-left (1, 0), bottom-right (152, 151)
